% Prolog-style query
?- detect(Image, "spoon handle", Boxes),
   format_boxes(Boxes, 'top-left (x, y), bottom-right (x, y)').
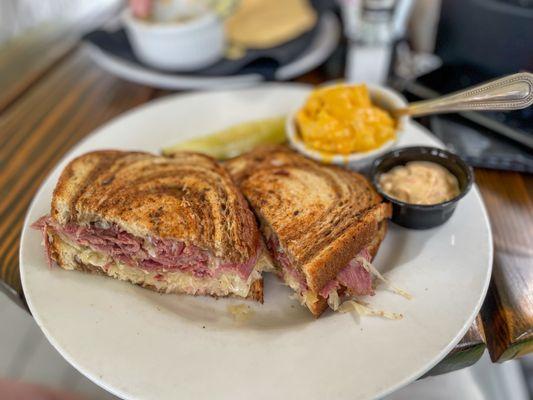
top-left (395, 72), bottom-right (533, 118)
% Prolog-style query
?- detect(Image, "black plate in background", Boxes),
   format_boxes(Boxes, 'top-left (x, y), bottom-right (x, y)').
top-left (83, 0), bottom-right (335, 79)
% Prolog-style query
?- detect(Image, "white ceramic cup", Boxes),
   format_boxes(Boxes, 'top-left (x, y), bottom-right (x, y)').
top-left (286, 83), bottom-right (409, 170)
top-left (122, 9), bottom-right (225, 71)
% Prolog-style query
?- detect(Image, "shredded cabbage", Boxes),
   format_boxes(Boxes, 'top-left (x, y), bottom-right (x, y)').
top-left (327, 290), bottom-right (340, 311)
top-left (338, 300), bottom-right (403, 320)
top-left (289, 292), bottom-right (305, 305)
top-left (356, 256), bottom-right (412, 300)
top-left (289, 290), bottom-right (319, 306)
top-left (323, 256), bottom-right (410, 319)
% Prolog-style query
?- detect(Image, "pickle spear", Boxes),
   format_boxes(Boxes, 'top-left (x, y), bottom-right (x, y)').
top-left (162, 116), bottom-right (287, 160)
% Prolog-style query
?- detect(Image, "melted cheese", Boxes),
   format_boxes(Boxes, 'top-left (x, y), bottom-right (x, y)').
top-left (296, 84), bottom-right (396, 154)
top-left (59, 237), bottom-right (264, 298)
top-left (282, 270), bottom-right (304, 294)
top-left (282, 269), bottom-right (319, 306)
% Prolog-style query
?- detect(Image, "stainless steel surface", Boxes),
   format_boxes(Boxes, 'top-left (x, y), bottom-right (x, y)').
top-left (394, 72), bottom-right (533, 118)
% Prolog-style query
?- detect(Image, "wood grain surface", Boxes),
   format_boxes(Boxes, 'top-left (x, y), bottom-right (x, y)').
top-left (0, 1), bottom-right (120, 113)
top-left (0, 30), bottom-right (531, 373)
top-left (476, 169), bottom-right (533, 362)
top-left (0, 48), bottom-right (155, 292)
top-left (0, 26), bottom-right (77, 112)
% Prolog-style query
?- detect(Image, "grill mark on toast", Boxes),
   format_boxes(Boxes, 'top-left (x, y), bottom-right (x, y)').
top-left (236, 158), bottom-right (382, 265)
top-left (85, 168), bottom-right (232, 250)
top-left (51, 151), bottom-right (259, 263)
top-left (226, 145), bottom-right (391, 292)
top-left (52, 151), bottom-right (134, 222)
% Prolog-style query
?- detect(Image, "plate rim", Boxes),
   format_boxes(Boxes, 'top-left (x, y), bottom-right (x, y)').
top-left (19, 84), bottom-right (493, 400)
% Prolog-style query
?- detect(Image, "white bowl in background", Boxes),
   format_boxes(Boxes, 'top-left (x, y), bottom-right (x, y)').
top-left (122, 9), bottom-right (225, 71)
top-left (286, 83), bottom-right (409, 170)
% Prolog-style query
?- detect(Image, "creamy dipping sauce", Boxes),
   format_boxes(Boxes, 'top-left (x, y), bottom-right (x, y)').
top-left (379, 161), bottom-right (460, 205)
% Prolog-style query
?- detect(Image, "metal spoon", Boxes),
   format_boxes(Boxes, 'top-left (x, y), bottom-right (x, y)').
top-left (393, 72), bottom-right (533, 118)
top-left (393, 72), bottom-right (533, 149)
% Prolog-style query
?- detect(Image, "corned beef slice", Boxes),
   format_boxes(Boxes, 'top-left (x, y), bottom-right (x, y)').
top-left (32, 216), bottom-right (257, 280)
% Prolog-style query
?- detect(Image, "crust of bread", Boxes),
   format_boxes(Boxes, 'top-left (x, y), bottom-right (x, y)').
top-left (305, 221), bottom-right (388, 317)
top-left (246, 279), bottom-right (264, 303)
top-left (51, 150), bottom-right (260, 263)
top-left (307, 297), bottom-right (328, 317)
top-left (48, 231), bottom-right (263, 302)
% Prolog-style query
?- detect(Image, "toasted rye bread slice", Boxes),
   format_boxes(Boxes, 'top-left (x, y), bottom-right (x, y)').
top-left (42, 150), bottom-right (265, 302)
top-left (226, 145), bottom-right (391, 315)
top-left (52, 150), bottom-right (260, 264)
top-left (48, 231), bottom-right (264, 303)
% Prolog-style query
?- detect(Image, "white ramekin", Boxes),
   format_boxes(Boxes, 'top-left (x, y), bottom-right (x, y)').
top-left (286, 83), bottom-right (409, 170)
top-left (122, 9), bottom-right (225, 71)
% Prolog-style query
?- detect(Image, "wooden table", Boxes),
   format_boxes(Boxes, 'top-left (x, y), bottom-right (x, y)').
top-left (0, 20), bottom-right (531, 377)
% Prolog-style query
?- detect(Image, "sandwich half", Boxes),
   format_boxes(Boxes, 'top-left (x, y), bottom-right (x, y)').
top-left (226, 146), bottom-right (392, 316)
top-left (33, 150), bottom-right (270, 301)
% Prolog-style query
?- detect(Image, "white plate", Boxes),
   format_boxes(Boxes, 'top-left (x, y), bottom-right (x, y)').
top-left (85, 13), bottom-right (340, 90)
top-left (20, 84), bottom-right (493, 400)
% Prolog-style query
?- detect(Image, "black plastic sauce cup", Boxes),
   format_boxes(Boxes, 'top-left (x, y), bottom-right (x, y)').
top-left (370, 146), bottom-right (474, 229)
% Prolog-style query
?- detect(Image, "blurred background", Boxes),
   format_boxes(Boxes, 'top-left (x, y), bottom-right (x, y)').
top-left (1, 0), bottom-right (532, 399)
top-left (2, 0), bottom-right (531, 169)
